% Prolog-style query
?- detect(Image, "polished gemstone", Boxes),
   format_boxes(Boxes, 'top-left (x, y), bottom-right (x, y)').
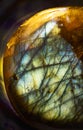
top-left (3, 7), bottom-right (83, 128)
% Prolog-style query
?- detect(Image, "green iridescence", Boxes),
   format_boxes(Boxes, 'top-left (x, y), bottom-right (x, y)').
top-left (11, 21), bottom-right (83, 122)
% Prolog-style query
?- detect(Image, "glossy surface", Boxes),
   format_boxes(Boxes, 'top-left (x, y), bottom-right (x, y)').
top-left (3, 7), bottom-right (83, 128)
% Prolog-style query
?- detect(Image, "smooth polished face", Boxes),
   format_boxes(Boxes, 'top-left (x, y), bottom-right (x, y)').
top-left (2, 7), bottom-right (83, 129)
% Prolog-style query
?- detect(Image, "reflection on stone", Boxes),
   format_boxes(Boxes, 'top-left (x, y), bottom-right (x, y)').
top-left (3, 7), bottom-right (83, 128)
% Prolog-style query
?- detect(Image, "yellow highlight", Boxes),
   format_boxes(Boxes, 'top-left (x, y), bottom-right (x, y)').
top-left (7, 7), bottom-right (69, 49)
top-left (0, 56), bottom-right (8, 99)
top-left (6, 7), bottom-right (83, 58)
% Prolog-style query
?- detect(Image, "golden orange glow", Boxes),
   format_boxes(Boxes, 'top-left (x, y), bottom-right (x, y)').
top-left (6, 7), bottom-right (83, 51)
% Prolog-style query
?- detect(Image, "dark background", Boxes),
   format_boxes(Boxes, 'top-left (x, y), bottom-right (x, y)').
top-left (0, 0), bottom-right (83, 130)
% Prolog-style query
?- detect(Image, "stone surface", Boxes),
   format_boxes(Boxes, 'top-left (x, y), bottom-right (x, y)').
top-left (3, 7), bottom-right (83, 128)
